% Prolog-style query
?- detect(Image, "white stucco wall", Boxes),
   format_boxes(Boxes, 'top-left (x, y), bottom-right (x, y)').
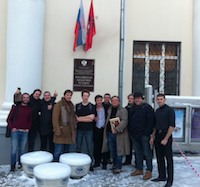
top-left (0, 0), bottom-right (7, 106)
top-left (42, 0), bottom-right (121, 104)
top-left (0, 0), bottom-right (194, 106)
top-left (124, 0), bottom-right (193, 103)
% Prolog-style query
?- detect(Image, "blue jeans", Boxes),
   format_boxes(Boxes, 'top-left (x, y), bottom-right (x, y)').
top-left (11, 131), bottom-right (28, 165)
top-left (76, 130), bottom-right (93, 160)
top-left (54, 143), bottom-right (71, 161)
top-left (130, 135), bottom-right (152, 171)
top-left (108, 132), bottom-right (123, 170)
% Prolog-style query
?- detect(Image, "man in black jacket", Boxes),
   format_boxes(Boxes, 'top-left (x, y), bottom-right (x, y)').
top-left (102, 93), bottom-right (111, 113)
top-left (39, 91), bottom-right (56, 153)
top-left (27, 89), bottom-right (42, 152)
top-left (150, 94), bottom-right (175, 187)
top-left (129, 92), bottom-right (154, 180)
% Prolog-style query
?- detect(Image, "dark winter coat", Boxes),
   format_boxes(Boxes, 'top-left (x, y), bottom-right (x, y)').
top-left (28, 94), bottom-right (41, 131)
top-left (39, 98), bottom-right (56, 136)
top-left (128, 103), bottom-right (155, 140)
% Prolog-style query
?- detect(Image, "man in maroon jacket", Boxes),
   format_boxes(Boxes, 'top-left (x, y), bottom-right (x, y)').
top-left (7, 93), bottom-right (32, 173)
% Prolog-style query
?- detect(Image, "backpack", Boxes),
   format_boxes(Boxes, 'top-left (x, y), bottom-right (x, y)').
top-left (5, 104), bottom-right (19, 138)
top-left (76, 102), bottom-right (93, 116)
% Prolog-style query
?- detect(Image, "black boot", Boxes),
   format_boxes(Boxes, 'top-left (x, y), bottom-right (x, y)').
top-left (102, 165), bottom-right (107, 170)
top-left (123, 155), bottom-right (132, 165)
top-left (164, 182), bottom-right (172, 187)
top-left (89, 166), bottom-right (94, 172)
top-left (10, 163), bottom-right (15, 173)
top-left (151, 177), bottom-right (166, 182)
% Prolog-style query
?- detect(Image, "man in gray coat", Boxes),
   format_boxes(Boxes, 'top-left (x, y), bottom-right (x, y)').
top-left (102, 96), bottom-right (130, 174)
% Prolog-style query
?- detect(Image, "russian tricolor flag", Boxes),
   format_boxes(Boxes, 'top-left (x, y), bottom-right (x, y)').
top-left (73, 0), bottom-right (86, 51)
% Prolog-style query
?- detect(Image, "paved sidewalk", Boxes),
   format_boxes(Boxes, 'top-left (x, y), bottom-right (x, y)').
top-left (1, 157), bottom-right (200, 187)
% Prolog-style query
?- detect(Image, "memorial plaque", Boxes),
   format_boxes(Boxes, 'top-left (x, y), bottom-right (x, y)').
top-left (73, 59), bottom-right (95, 91)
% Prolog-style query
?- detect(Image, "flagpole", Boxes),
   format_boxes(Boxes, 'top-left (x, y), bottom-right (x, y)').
top-left (95, 0), bottom-right (98, 19)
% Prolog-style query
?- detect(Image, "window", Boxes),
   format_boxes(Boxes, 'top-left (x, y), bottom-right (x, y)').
top-left (132, 41), bottom-right (180, 95)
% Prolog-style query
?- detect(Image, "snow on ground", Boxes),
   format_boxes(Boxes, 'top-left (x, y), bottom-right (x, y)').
top-left (1, 156), bottom-right (200, 187)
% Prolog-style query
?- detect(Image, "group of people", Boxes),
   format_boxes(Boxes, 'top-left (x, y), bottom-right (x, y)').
top-left (7, 88), bottom-right (175, 187)
top-left (7, 88), bottom-right (57, 172)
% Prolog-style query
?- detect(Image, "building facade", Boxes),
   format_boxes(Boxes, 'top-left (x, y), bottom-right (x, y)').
top-left (0, 0), bottom-right (197, 125)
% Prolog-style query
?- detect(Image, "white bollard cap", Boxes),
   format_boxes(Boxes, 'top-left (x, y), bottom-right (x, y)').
top-left (34, 163), bottom-right (71, 180)
top-left (59, 153), bottom-right (92, 166)
top-left (21, 151), bottom-right (53, 165)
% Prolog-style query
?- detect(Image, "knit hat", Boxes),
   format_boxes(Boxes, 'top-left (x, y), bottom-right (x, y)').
top-left (133, 92), bottom-right (144, 99)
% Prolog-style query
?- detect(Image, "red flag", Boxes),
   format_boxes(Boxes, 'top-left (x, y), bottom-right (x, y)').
top-left (85, 0), bottom-right (96, 52)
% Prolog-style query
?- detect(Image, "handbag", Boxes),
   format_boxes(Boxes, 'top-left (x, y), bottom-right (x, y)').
top-left (5, 125), bottom-right (11, 138)
top-left (5, 105), bottom-right (19, 138)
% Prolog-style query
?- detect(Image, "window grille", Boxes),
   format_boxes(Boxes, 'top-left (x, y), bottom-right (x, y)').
top-left (132, 41), bottom-right (180, 95)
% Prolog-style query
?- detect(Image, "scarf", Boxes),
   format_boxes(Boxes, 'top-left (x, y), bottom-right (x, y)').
top-left (61, 97), bottom-right (71, 126)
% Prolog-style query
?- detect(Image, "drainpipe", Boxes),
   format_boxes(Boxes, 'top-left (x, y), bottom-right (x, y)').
top-left (119, 0), bottom-right (127, 107)
top-left (193, 0), bottom-right (200, 96)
